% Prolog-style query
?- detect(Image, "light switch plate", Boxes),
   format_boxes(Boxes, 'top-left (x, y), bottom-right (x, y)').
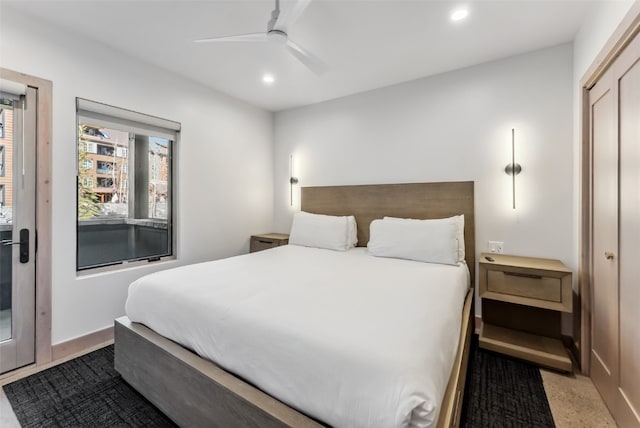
top-left (488, 241), bottom-right (504, 254)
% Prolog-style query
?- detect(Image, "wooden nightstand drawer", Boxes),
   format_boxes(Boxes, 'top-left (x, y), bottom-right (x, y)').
top-left (479, 253), bottom-right (572, 313)
top-left (487, 270), bottom-right (562, 303)
top-left (251, 238), bottom-right (279, 252)
top-left (250, 233), bottom-right (289, 253)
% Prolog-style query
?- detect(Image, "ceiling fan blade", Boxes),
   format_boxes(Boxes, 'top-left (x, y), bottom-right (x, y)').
top-left (285, 39), bottom-right (327, 76)
top-left (274, 0), bottom-right (313, 32)
top-left (194, 33), bottom-right (267, 43)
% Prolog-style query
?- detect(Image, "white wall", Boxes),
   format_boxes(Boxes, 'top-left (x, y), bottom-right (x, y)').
top-left (274, 44), bottom-right (574, 319)
top-left (573, 0), bottom-right (635, 80)
top-left (0, 7), bottom-right (274, 344)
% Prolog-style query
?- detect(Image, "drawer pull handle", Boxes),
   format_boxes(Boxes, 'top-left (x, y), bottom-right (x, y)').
top-left (605, 251), bottom-right (615, 260)
top-left (257, 240), bottom-right (273, 244)
top-left (504, 272), bottom-right (542, 279)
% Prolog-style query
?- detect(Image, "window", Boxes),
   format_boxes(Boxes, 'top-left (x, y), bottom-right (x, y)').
top-left (83, 125), bottom-right (109, 139)
top-left (116, 147), bottom-right (128, 158)
top-left (76, 98), bottom-right (180, 271)
top-left (86, 142), bottom-right (97, 154)
top-left (96, 160), bottom-right (114, 174)
top-left (96, 177), bottom-right (113, 188)
top-left (0, 145), bottom-right (4, 177)
top-left (97, 144), bottom-right (115, 156)
top-left (0, 109), bottom-right (4, 138)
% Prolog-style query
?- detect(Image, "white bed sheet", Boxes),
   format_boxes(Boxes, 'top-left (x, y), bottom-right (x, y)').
top-left (125, 245), bottom-right (470, 428)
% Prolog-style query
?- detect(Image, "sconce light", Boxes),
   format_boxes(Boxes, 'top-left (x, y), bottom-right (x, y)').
top-left (289, 154), bottom-right (298, 206)
top-left (504, 128), bottom-right (522, 209)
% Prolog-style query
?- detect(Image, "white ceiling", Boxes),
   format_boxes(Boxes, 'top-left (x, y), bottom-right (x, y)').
top-left (3, 0), bottom-right (597, 111)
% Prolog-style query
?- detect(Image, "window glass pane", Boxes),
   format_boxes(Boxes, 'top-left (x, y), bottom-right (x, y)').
top-left (0, 106), bottom-right (12, 224)
top-left (0, 104), bottom-right (12, 341)
top-left (77, 119), bottom-right (173, 270)
top-left (148, 137), bottom-right (169, 220)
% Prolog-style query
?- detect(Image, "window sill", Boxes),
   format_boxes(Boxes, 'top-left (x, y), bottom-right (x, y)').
top-left (76, 255), bottom-right (177, 278)
top-left (78, 218), bottom-right (168, 229)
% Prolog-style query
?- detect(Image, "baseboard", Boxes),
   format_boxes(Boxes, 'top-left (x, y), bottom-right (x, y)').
top-left (52, 326), bottom-right (114, 361)
top-left (1, 326), bottom-right (113, 385)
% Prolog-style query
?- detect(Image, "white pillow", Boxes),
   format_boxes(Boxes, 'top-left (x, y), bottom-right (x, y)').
top-left (368, 218), bottom-right (459, 265)
top-left (383, 215), bottom-right (465, 262)
top-left (347, 216), bottom-right (358, 248)
top-left (289, 211), bottom-right (350, 251)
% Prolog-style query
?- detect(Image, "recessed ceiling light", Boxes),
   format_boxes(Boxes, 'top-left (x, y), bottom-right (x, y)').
top-left (262, 74), bottom-right (275, 85)
top-left (450, 8), bottom-right (469, 22)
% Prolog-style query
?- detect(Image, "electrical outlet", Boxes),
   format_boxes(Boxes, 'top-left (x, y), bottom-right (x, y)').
top-left (488, 241), bottom-right (504, 254)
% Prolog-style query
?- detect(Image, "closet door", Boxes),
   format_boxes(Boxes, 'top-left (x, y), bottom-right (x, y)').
top-left (616, 30), bottom-right (640, 428)
top-left (590, 29), bottom-right (640, 428)
top-left (589, 66), bottom-right (619, 415)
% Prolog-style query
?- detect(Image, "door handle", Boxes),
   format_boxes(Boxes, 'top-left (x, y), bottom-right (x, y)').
top-left (1, 229), bottom-right (29, 263)
top-left (605, 251), bottom-right (615, 260)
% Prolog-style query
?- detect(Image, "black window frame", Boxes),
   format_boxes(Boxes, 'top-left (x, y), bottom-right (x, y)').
top-left (75, 98), bottom-right (179, 272)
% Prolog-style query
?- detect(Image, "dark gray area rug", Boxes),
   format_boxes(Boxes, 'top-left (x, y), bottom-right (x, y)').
top-left (4, 337), bottom-right (555, 427)
top-left (460, 336), bottom-right (556, 427)
top-left (3, 346), bottom-right (176, 427)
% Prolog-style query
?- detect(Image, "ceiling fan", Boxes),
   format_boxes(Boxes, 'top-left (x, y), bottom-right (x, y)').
top-left (194, 0), bottom-right (327, 76)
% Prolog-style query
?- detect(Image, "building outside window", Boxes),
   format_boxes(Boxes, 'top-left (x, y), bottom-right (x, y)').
top-left (0, 145), bottom-right (5, 177)
top-left (86, 141), bottom-right (97, 154)
top-left (0, 183), bottom-right (5, 226)
top-left (0, 184), bottom-right (5, 224)
top-left (76, 98), bottom-right (179, 271)
top-left (0, 107), bottom-right (11, 224)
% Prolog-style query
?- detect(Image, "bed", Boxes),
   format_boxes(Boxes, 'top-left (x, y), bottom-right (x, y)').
top-left (114, 181), bottom-right (475, 428)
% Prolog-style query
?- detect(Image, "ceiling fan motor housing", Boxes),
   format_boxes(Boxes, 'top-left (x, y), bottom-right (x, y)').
top-left (267, 30), bottom-right (288, 44)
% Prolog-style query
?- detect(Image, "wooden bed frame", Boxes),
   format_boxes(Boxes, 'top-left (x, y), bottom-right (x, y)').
top-left (115, 181), bottom-right (475, 428)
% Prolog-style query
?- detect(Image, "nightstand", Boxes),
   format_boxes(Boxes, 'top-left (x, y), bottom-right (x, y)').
top-left (478, 253), bottom-right (573, 372)
top-left (250, 233), bottom-right (289, 253)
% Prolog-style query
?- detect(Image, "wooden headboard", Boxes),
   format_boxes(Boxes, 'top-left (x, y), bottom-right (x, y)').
top-left (301, 181), bottom-right (475, 284)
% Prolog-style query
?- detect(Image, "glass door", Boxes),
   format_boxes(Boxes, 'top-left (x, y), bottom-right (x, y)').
top-left (0, 85), bottom-right (36, 374)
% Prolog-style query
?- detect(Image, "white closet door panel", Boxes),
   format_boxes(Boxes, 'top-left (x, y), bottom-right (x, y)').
top-left (590, 69), bottom-right (619, 389)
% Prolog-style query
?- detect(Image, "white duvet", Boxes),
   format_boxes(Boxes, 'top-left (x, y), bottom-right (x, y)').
top-left (125, 245), bottom-right (469, 428)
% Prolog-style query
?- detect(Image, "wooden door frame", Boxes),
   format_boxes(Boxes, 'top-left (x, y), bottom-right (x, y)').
top-left (579, 2), bottom-right (640, 374)
top-left (0, 68), bottom-right (53, 368)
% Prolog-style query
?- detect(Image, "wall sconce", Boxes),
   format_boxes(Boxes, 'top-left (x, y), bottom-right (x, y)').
top-left (289, 154), bottom-right (298, 206)
top-left (504, 128), bottom-right (522, 209)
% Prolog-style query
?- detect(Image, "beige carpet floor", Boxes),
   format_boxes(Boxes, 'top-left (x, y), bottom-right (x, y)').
top-left (541, 368), bottom-right (616, 427)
